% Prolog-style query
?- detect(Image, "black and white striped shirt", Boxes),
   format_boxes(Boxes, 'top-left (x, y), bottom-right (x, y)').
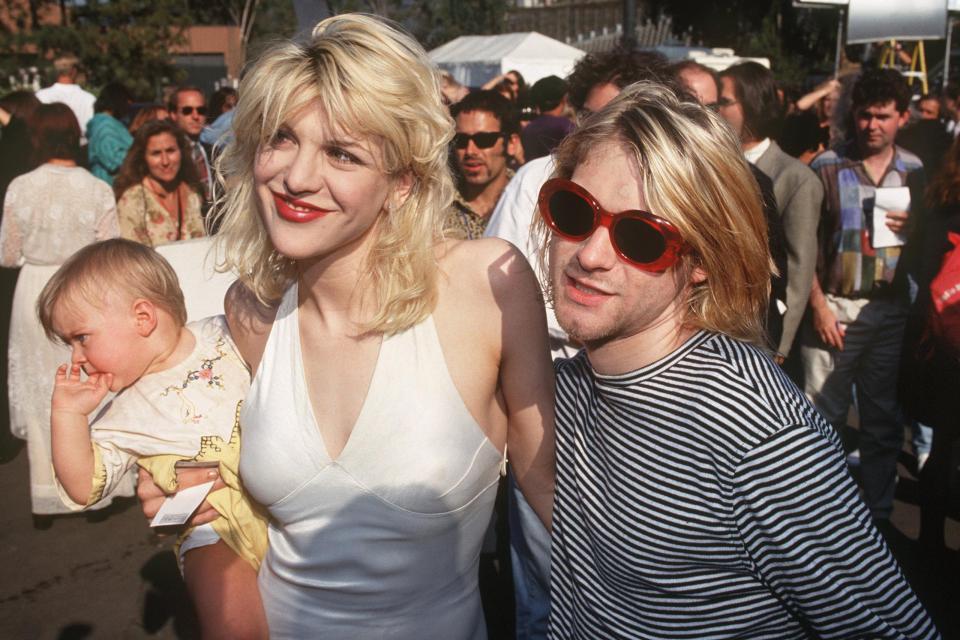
top-left (548, 331), bottom-right (938, 639)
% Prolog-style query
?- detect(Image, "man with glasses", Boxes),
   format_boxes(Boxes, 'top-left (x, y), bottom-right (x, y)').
top-left (168, 86), bottom-right (213, 204)
top-left (545, 81), bottom-right (936, 639)
top-left (718, 62), bottom-right (822, 366)
top-left (447, 90), bottom-right (520, 239)
top-left (484, 48), bottom-right (672, 640)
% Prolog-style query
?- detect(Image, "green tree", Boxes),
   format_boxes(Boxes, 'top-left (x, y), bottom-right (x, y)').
top-left (317, 0), bottom-right (508, 50)
top-left (0, 0), bottom-right (191, 99)
top-left (647, 0), bottom-right (837, 85)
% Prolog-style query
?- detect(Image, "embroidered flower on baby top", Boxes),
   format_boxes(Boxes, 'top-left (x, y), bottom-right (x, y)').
top-left (161, 335), bottom-right (231, 423)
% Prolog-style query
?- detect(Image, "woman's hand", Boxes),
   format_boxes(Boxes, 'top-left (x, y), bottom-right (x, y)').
top-left (137, 466), bottom-right (225, 526)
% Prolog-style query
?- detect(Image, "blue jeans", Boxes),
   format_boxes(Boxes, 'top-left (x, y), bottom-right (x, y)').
top-left (802, 296), bottom-right (908, 520)
top-left (508, 472), bottom-right (550, 639)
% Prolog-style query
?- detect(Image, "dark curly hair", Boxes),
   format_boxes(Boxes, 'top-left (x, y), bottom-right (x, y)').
top-left (566, 47), bottom-right (672, 113)
top-left (852, 68), bottom-right (911, 113)
top-left (450, 89), bottom-right (520, 136)
top-left (112, 119), bottom-right (202, 199)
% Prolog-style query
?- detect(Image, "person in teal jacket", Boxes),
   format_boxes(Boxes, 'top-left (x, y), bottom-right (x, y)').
top-left (87, 83), bottom-right (133, 186)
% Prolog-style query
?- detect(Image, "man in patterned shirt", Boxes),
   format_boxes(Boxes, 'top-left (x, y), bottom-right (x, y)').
top-left (447, 90), bottom-right (519, 239)
top-left (802, 69), bottom-right (923, 525)
top-left (543, 80), bottom-right (936, 639)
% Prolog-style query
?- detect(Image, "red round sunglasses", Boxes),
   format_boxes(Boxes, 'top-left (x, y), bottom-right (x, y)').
top-left (537, 178), bottom-right (686, 273)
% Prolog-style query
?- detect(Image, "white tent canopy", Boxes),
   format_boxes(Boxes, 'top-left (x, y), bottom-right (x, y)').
top-left (429, 32), bottom-right (586, 88)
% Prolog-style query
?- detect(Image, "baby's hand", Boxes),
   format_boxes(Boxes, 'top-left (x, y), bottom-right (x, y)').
top-left (52, 364), bottom-right (112, 416)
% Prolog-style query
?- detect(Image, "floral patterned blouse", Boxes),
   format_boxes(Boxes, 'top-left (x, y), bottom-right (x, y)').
top-left (116, 180), bottom-right (205, 247)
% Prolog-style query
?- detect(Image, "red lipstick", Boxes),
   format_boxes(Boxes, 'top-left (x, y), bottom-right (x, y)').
top-left (271, 191), bottom-right (330, 223)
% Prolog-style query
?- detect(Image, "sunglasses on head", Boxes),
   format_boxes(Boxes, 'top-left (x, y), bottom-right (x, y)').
top-left (452, 131), bottom-right (505, 149)
top-left (538, 178), bottom-right (686, 272)
top-left (179, 106), bottom-right (207, 117)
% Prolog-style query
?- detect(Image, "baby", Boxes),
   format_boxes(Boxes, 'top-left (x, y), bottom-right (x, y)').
top-left (39, 238), bottom-right (268, 638)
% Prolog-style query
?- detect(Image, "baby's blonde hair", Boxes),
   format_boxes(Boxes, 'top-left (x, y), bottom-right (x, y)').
top-left (212, 14), bottom-right (455, 335)
top-left (37, 238), bottom-right (187, 342)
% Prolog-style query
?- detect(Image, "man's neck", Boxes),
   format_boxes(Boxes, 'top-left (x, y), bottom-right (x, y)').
top-left (586, 309), bottom-right (697, 375)
top-left (460, 172), bottom-right (509, 218)
top-left (860, 144), bottom-right (896, 184)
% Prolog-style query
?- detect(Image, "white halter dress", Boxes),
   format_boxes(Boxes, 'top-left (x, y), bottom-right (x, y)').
top-left (240, 282), bottom-right (503, 639)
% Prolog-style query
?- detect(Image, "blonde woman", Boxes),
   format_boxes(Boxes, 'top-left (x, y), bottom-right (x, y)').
top-left (140, 14), bottom-right (555, 638)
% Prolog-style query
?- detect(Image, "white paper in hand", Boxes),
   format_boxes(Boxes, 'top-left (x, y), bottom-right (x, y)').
top-left (149, 480), bottom-right (215, 527)
top-left (872, 186), bottom-right (911, 249)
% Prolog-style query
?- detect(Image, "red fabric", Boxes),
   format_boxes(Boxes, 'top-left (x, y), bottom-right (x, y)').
top-left (929, 231), bottom-right (960, 355)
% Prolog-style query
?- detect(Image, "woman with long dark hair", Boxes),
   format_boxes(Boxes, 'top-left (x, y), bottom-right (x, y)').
top-left (114, 119), bottom-right (205, 247)
top-left (0, 102), bottom-right (123, 518)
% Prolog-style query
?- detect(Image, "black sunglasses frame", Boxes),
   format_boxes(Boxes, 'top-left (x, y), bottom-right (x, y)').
top-left (452, 131), bottom-right (506, 150)
top-left (179, 106), bottom-right (208, 117)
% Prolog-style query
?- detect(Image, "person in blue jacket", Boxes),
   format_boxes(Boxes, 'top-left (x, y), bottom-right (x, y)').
top-left (87, 82), bottom-right (133, 186)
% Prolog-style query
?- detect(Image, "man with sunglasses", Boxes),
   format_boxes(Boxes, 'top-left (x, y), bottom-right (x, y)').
top-left (717, 62), bottom-right (823, 367)
top-left (446, 90), bottom-right (520, 240)
top-left (168, 86), bottom-right (213, 204)
top-left (484, 49), bottom-right (673, 640)
top-left (544, 81), bottom-right (936, 639)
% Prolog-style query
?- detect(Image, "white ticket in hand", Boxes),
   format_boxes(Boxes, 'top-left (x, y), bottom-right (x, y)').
top-left (149, 480), bottom-right (216, 527)
top-left (872, 186), bottom-right (910, 249)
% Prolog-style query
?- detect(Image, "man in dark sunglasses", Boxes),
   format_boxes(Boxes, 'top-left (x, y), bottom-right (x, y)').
top-left (447, 90), bottom-right (520, 239)
top-left (168, 86), bottom-right (213, 204)
top-left (545, 82), bottom-right (936, 640)
top-left (483, 49), bottom-right (675, 640)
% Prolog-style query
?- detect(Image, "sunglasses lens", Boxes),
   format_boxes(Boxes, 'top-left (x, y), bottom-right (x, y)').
top-left (613, 217), bottom-right (667, 264)
top-left (548, 189), bottom-right (595, 238)
top-left (473, 133), bottom-right (500, 148)
top-left (452, 132), bottom-right (502, 149)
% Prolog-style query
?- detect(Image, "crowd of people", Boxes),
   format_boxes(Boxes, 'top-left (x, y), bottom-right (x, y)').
top-left (1, 12), bottom-right (958, 639)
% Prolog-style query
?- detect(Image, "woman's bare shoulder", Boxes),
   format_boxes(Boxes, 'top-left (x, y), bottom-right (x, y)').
top-left (224, 280), bottom-right (280, 372)
top-left (436, 236), bottom-right (534, 284)
top-left (435, 236), bottom-right (541, 318)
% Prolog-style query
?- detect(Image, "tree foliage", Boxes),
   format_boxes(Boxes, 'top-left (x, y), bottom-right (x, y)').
top-left (0, 0), bottom-right (191, 99)
top-left (318, 0), bottom-right (509, 50)
top-left (647, 0), bottom-right (838, 86)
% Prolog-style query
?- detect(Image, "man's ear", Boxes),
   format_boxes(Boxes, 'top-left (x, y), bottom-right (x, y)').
top-left (898, 110), bottom-right (910, 128)
top-left (132, 299), bottom-right (159, 337)
top-left (506, 133), bottom-right (520, 159)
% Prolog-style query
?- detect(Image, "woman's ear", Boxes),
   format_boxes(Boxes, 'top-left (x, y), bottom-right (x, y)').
top-left (691, 266), bottom-right (708, 284)
top-left (132, 299), bottom-right (159, 337)
top-left (389, 171), bottom-right (415, 211)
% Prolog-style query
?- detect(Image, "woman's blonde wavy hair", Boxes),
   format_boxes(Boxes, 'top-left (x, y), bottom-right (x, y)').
top-left (212, 14), bottom-right (455, 335)
top-left (540, 81), bottom-right (773, 347)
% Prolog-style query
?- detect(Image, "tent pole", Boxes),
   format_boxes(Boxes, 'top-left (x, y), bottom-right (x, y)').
top-left (945, 18), bottom-right (955, 90)
top-left (834, 7), bottom-right (845, 76)
top-left (622, 0), bottom-right (636, 49)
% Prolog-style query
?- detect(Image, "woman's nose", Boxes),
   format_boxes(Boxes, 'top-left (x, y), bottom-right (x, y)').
top-left (284, 151), bottom-right (324, 195)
